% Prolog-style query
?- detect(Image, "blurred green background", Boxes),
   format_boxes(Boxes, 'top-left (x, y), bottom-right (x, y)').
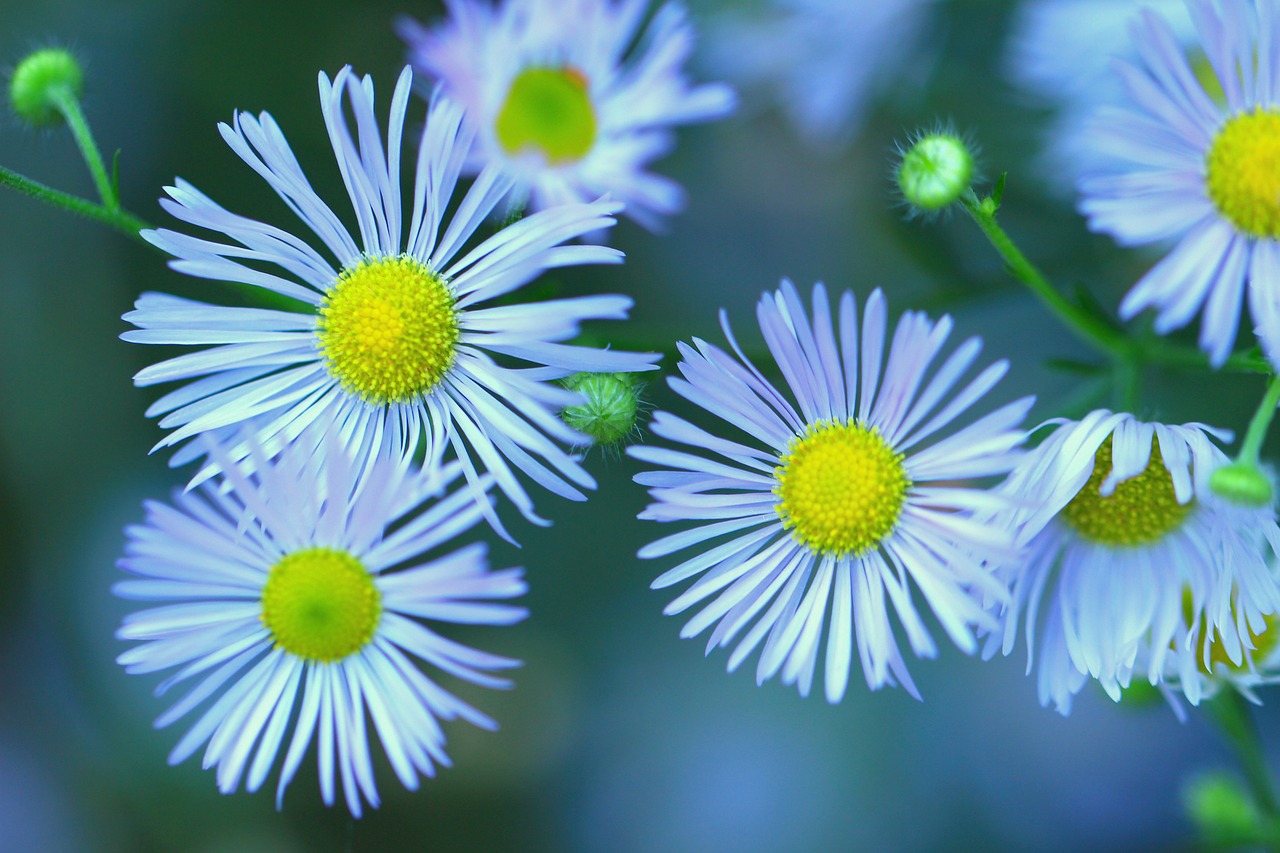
top-left (1, 0), bottom-right (1274, 850)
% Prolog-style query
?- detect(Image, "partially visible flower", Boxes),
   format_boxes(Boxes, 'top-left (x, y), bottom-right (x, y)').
top-left (398, 0), bottom-right (735, 230)
top-left (702, 0), bottom-right (938, 146)
top-left (124, 66), bottom-right (656, 538)
top-left (1077, 0), bottom-right (1280, 366)
top-left (1004, 0), bottom-right (1197, 193)
top-left (985, 410), bottom-right (1280, 715)
top-left (115, 435), bottom-right (527, 817)
top-left (630, 280), bottom-right (1032, 701)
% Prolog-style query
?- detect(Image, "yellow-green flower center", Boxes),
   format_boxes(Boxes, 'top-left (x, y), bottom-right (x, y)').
top-left (774, 420), bottom-right (910, 558)
top-left (495, 67), bottom-right (597, 164)
top-left (1061, 438), bottom-right (1192, 547)
top-left (317, 255), bottom-right (458, 404)
top-left (260, 547), bottom-right (382, 662)
top-left (1205, 108), bottom-right (1280, 240)
top-left (1182, 591), bottom-right (1279, 676)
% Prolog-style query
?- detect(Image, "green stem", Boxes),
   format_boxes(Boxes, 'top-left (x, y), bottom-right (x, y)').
top-left (1207, 690), bottom-right (1280, 818)
top-left (958, 190), bottom-right (1272, 378)
top-left (47, 85), bottom-right (117, 210)
top-left (1238, 374), bottom-right (1280, 465)
top-left (0, 164), bottom-right (152, 245)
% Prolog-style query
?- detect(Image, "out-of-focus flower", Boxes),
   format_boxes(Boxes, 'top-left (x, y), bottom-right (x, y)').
top-left (115, 437), bottom-right (527, 817)
top-left (985, 410), bottom-right (1280, 715)
top-left (702, 0), bottom-right (938, 146)
top-left (631, 280), bottom-right (1032, 702)
top-left (124, 66), bottom-right (656, 537)
top-left (398, 0), bottom-right (735, 229)
top-left (1077, 0), bottom-right (1280, 367)
top-left (1005, 0), bottom-right (1197, 193)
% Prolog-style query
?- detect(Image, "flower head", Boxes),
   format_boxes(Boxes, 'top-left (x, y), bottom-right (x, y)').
top-left (1077, 0), bottom-right (1280, 366)
top-left (124, 66), bottom-right (656, 538)
top-left (115, 436), bottom-right (527, 817)
top-left (397, 0), bottom-right (735, 229)
top-left (985, 410), bottom-right (1280, 714)
top-left (630, 281), bottom-right (1033, 701)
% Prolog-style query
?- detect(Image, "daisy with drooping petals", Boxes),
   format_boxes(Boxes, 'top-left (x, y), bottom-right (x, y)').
top-left (1078, 0), bottom-right (1280, 366)
top-left (124, 66), bottom-right (656, 536)
top-left (984, 410), bottom-right (1280, 715)
top-left (629, 280), bottom-right (1033, 702)
top-left (397, 0), bottom-right (735, 229)
top-left (115, 435), bottom-right (526, 817)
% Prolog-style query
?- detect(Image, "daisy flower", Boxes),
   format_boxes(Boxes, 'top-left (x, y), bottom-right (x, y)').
top-left (1077, 0), bottom-right (1280, 366)
top-left (114, 435), bottom-right (527, 817)
top-left (124, 66), bottom-right (656, 536)
top-left (985, 410), bottom-right (1280, 715)
top-left (701, 0), bottom-right (938, 146)
top-left (1004, 0), bottom-right (1198, 193)
top-left (396, 0), bottom-right (735, 229)
top-left (629, 280), bottom-right (1033, 702)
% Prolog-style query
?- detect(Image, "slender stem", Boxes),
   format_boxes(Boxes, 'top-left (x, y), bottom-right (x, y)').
top-left (960, 191), bottom-right (1129, 357)
top-left (47, 85), bottom-right (117, 210)
top-left (1239, 374), bottom-right (1280, 464)
top-left (959, 190), bottom-right (1272, 377)
top-left (0, 164), bottom-right (152, 245)
top-left (1207, 690), bottom-right (1280, 818)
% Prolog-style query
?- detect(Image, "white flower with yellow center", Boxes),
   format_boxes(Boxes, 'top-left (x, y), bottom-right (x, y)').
top-left (1078, 0), bottom-right (1280, 366)
top-left (397, 0), bottom-right (735, 229)
top-left (985, 411), bottom-right (1280, 715)
top-left (114, 436), bottom-right (527, 817)
top-left (629, 280), bottom-right (1033, 701)
top-left (124, 66), bottom-right (656, 537)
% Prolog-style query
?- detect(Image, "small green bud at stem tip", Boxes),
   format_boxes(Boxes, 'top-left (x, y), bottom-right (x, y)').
top-left (562, 372), bottom-right (641, 447)
top-left (897, 132), bottom-right (974, 212)
top-left (9, 48), bottom-right (84, 127)
top-left (1209, 461), bottom-right (1274, 507)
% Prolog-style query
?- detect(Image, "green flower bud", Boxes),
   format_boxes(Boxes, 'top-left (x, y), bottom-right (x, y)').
top-left (896, 131), bottom-right (975, 213)
top-left (9, 48), bottom-right (83, 127)
top-left (562, 372), bottom-right (642, 448)
top-left (1209, 461), bottom-right (1274, 507)
top-left (1185, 773), bottom-right (1259, 846)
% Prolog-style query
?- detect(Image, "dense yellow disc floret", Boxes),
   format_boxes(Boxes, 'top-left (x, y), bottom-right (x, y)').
top-left (317, 255), bottom-right (458, 404)
top-left (1061, 438), bottom-right (1192, 547)
top-left (495, 67), bottom-right (597, 164)
top-left (1206, 109), bottom-right (1280, 240)
top-left (260, 547), bottom-right (381, 662)
top-left (774, 420), bottom-right (910, 558)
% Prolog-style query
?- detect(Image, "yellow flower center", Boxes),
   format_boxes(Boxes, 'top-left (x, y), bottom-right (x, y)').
top-left (1061, 438), bottom-right (1192, 547)
top-left (774, 420), bottom-right (910, 558)
top-left (495, 67), bottom-right (597, 164)
top-left (1205, 108), bottom-right (1280, 240)
top-left (260, 547), bottom-right (382, 662)
top-left (317, 255), bottom-right (458, 404)
top-left (1182, 591), bottom-right (1279, 676)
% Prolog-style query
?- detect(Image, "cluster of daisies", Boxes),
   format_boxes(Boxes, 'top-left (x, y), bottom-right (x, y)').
top-left (110, 0), bottom-right (1280, 820)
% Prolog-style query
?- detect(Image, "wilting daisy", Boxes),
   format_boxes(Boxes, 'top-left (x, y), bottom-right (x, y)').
top-left (629, 280), bottom-right (1033, 701)
top-left (701, 0), bottom-right (938, 146)
top-left (1004, 0), bottom-right (1197, 193)
top-left (984, 410), bottom-right (1280, 715)
top-left (397, 0), bottom-right (735, 229)
top-left (124, 66), bottom-right (655, 535)
top-left (114, 435), bottom-right (527, 817)
top-left (1078, 0), bottom-right (1280, 366)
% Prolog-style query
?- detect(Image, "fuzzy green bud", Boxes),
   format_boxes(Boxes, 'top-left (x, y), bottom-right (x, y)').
top-left (9, 48), bottom-right (83, 127)
top-left (1185, 773), bottom-right (1260, 847)
top-left (562, 372), bottom-right (641, 447)
top-left (897, 132), bottom-right (974, 212)
top-left (1209, 461), bottom-right (1274, 507)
